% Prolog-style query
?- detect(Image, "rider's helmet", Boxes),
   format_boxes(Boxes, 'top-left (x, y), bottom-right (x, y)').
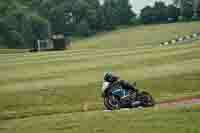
top-left (104, 72), bottom-right (119, 83)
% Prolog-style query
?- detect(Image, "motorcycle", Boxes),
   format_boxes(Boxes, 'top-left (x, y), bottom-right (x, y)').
top-left (101, 81), bottom-right (155, 110)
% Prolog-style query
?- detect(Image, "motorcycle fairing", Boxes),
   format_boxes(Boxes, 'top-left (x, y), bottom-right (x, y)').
top-left (110, 85), bottom-right (129, 98)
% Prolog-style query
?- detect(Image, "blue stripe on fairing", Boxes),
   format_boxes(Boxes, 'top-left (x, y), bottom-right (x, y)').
top-left (112, 89), bottom-right (129, 98)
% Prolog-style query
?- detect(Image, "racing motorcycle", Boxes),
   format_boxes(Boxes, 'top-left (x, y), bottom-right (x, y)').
top-left (101, 81), bottom-right (155, 110)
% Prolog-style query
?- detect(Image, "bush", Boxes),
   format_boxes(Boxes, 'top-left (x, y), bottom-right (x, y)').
top-left (75, 19), bottom-right (92, 37)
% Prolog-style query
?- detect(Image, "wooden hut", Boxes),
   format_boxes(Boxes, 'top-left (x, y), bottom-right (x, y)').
top-left (31, 34), bottom-right (71, 52)
top-left (52, 34), bottom-right (71, 50)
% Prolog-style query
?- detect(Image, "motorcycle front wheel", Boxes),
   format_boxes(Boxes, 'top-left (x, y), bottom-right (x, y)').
top-left (104, 95), bottom-right (121, 110)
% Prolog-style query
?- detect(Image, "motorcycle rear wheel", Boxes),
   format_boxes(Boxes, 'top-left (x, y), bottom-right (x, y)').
top-left (137, 91), bottom-right (155, 107)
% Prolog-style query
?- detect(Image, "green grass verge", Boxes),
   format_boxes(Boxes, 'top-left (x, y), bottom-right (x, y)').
top-left (1, 105), bottom-right (200, 133)
top-left (73, 21), bottom-right (200, 49)
top-left (0, 49), bottom-right (28, 54)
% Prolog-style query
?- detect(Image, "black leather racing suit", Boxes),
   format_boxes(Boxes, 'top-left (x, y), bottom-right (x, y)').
top-left (119, 80), bottom-right (136, 92)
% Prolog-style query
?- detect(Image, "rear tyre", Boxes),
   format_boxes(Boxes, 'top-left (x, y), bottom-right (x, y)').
top-left (104, 95), bottom-right (120, 110)
top-left (137, 91), bottom-right (155, 107)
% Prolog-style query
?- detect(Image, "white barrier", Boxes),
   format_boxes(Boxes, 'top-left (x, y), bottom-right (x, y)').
top-left (171, 40), bottom-right (176, 44)
top-left (160, 32), bottom-right (200, 46)
top-left (185, 36), bottom-right (191, 39)
top-left (193, 33), bottom-right (197, 37)
top-left (178, 37), bottom-right (183, 41)
top-left (164, 42), bottom-right (169, 45)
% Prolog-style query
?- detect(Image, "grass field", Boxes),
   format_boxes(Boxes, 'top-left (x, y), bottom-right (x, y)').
top-left (1, 22), bottom-right (200, 133)
top-left (73, 21), bottom-right (200, 49)
top-left (1, 105), bottom-right (200, 133)
top-left (0, 49), bottom-right (28, 54)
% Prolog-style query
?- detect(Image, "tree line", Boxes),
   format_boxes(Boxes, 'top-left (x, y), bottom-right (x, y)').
top-left (141, 0), bottom-right (200, 24)
top-left (0, 0), bottom-right (199, 48)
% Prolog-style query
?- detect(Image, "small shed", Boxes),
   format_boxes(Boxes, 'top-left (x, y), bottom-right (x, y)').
top-left (52, 34), bottom-right (71, 50)
top-left (31, 34), bottom-right (71, 52)
top-left (31, 39), bottom-right (53, 52)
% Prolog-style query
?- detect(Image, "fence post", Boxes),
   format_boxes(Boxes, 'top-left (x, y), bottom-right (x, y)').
top-left (37, 40), bottom-right (41, 52)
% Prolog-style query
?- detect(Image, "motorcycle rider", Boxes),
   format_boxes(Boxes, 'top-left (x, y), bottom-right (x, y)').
top-left (104, 72), bottom-right (135, 91)
top-left (103, 72), bottom-right (141, 107)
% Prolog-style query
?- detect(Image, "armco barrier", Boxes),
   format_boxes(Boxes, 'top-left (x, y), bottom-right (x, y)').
top-left (160, 32), bottom-right (200, 46)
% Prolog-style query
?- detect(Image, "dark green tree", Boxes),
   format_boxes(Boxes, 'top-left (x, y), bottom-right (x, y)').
top-left (140, 6), bottom-right (155, 23)
top-left (141, 2), bottom-right (174, 23)
top-left (153, 2), bottom-right (168, 22)
top-left (116, 0), bottom-right (136, 25)
top-left (75, 19), bottom-right (91, 36)
top-left (167, 4), bottom-right (180, 21)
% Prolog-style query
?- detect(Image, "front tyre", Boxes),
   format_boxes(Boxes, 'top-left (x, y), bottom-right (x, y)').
top-left (104, 95), bottom-right (120, 110)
